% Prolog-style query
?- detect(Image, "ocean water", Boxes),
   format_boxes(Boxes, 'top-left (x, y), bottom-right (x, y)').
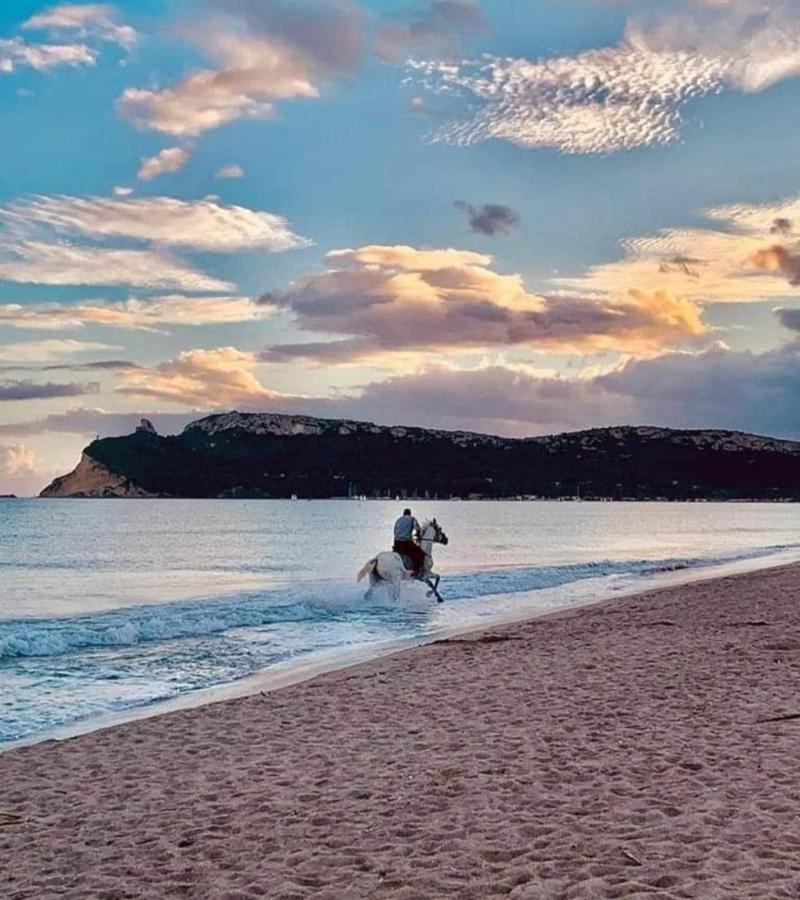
top-left (2, 498), bottom-right (799, 748)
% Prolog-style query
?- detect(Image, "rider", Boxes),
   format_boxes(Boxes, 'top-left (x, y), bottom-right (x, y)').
top-left (393, 508), bottom-right (425, 576)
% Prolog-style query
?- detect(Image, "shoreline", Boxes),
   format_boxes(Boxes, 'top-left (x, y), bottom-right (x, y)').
top-left (3, 561), bottom-right (800, 897)
top-left (5, 544), bottom-right (799, 754)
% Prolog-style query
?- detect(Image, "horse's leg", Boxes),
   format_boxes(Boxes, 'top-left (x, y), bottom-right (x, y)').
top-left (425, 575), bottom-right (443, 603)
top-left (364, 569), bottom-right (380, 601)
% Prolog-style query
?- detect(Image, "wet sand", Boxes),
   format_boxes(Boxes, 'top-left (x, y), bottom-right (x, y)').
top-left (2, 564), bottom-right (800, 899)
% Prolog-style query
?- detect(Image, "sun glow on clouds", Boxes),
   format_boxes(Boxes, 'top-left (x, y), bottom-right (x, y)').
top-left (258, 244), bottom-right (707, 364)
top-left (557, 193), bottom-right (800, 302)
top-left (118, 347), bottom-right (281, 407)
top-left (117, 31), bottom-right (322, 137)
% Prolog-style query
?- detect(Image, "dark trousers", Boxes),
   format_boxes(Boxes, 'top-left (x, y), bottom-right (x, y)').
top-left (393, 540), bottom-right (424, 573)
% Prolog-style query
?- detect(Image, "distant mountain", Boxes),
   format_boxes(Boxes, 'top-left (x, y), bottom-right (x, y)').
top-left (40, 412), bottom-right (800, 501)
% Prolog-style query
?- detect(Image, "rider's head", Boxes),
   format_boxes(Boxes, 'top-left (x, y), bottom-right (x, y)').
top-left (403, 508), bottom-right (411, 516)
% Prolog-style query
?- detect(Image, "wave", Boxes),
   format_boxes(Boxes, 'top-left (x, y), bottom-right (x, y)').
top-left (1, 544), bottom-right (795, 661)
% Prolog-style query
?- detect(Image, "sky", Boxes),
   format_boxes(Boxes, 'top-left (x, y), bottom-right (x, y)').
top-left (2, 0), bottom-right (800, 494)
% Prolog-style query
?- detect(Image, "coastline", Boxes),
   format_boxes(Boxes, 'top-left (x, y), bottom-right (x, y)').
top-left (2, 561), bottom-right (800, 897)
top-left (4, 545), bottom-right (800, 753)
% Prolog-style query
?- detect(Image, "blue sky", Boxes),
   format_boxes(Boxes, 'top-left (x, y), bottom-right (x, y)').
top-left (1, 0), bottom-right (800, 492)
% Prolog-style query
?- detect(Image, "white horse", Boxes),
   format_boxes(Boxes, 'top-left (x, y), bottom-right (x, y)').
top-left (357, 518), bottom-right (449, 603)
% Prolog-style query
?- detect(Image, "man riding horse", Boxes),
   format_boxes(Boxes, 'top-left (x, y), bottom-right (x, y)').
top-left (393, 508), bottom-right (425, 577)
top-left (358, 512), bottom-right (448, 602)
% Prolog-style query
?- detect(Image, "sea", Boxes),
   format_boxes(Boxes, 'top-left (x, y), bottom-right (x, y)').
top-left (2, 498), bottom-right (799, 750)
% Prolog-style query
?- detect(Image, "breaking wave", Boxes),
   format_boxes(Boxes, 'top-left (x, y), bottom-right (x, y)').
top-left (1, 545), bottom-right (794, 661)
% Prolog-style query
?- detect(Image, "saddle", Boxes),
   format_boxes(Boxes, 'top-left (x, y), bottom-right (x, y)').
top-left (399, 553), bottom-right (417, 575)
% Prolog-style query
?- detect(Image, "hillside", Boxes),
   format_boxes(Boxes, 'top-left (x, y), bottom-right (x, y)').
top-left (40, 412), bottom-right (800, 501)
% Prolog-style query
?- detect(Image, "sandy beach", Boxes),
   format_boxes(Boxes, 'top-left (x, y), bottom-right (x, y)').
top-left (2, 563), bottom-right (800, 899)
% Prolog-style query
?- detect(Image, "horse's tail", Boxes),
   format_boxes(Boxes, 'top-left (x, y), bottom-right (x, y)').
top-left (357, 557), bottom-right (378, 583)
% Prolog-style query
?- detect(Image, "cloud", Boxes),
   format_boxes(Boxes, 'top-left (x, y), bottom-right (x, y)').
top-left (44, 359), bottom-right (141, 372)
top-left (0, 339), bottom-right (120, 363)
top-left (748, 245), bottom-right (800, 286)
top-left (556, 192), bottom-right (800, 303)
top-left (0, 442), bottom-right (38, 474)
top-left (0, 241), bottom-right (232, 291)
top-left (0, 407), bottom-right (196, 437)
top-left (118, 1), bottom-right (363, 137)
top-left (22, 3), bottom-right (138, 50)
top-left (0, 442), bottom-right (43, 494)
top-left (331, 338), bottom-right (800, 438)
top-left (211, 0), bottom-right (364, 71)
top-left (0, 294), bottom-right (275, 331)
top-left (2, 195), bottom-right (310, 252)
top-left (118, 346), bottom-right (283, 406)
top-left (776, 307), bottom-right (800, 332)
top-left (455, 201), bottom-right (520, 236)
top-left (594, 339), bottom-right (800, 438)
top-left (34, 336), bottom-right (800, 440)
top-left (0, 378), bottom-right (99, 400)
top-left (627, 0), bottom-right (800, 93)
top-left (6, 330), bottom-right (800, 442)
top-left (216, 164), bottom-right (245, 179)
top-left (376, 0), bottom-right (486, 62)
top-left (1, 4), bottom-right (136, 76)
top-left (137, 147), bottom-right (192, 182)
top-left (0, 37), bottom-right (95, 73)
top-left (410, 0), bottom-right (800, 154)
top-left (259, 244), bottom-right (707, 363)
top-left (113, 186), bottom-right (133, 197)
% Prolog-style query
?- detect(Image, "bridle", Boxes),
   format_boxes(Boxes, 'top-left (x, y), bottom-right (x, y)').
top-left (419, 520), bottom-right (448, 557)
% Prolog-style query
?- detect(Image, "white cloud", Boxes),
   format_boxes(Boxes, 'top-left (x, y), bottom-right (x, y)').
top-left (113, 186), bottom-right (132, 196)
top-left (2, 195), bottom-right (310, 252)
top-left (0, 338), bottom-right (120, 363)
top-left (0, 36), bottom-right (95, 73)
top-left (23, 3), bottom-right (138, 51)
top-left (410, 0), bottom-right (800, 154)
top-left (137, 147), bottom-right (192, 182)
top-left (216, 164), bottom-right (245, 179)
top-left (0, 295), bottom-right (274, 331)
top-left (0, 241), bottom-right (232, 291)
top-left (628, 0), bottom-right (800, 93)
top-left (411, 46), bottom-right (724, 155)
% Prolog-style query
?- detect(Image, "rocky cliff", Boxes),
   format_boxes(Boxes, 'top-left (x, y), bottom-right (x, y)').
top-left (40, 412), bottom-right (800, 500)
top-left (40, 452), bottom-right (159, 499)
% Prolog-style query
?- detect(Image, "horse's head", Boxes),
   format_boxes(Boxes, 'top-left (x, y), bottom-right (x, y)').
top-left (422, 517), bottom-right (449, 546)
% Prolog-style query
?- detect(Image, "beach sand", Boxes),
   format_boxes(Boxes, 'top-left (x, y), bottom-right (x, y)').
top-left (2, 564), bottom-right (800, 899)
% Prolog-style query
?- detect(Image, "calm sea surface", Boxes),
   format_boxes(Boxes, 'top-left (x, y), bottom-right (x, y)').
top-left (2, 498), bottom-right (799, 747)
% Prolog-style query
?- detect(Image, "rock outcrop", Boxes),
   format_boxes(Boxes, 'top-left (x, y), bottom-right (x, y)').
top-left (40, 453), bottom-right (158, 498)
top-left (136, 418), bottom-right (157, 436)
